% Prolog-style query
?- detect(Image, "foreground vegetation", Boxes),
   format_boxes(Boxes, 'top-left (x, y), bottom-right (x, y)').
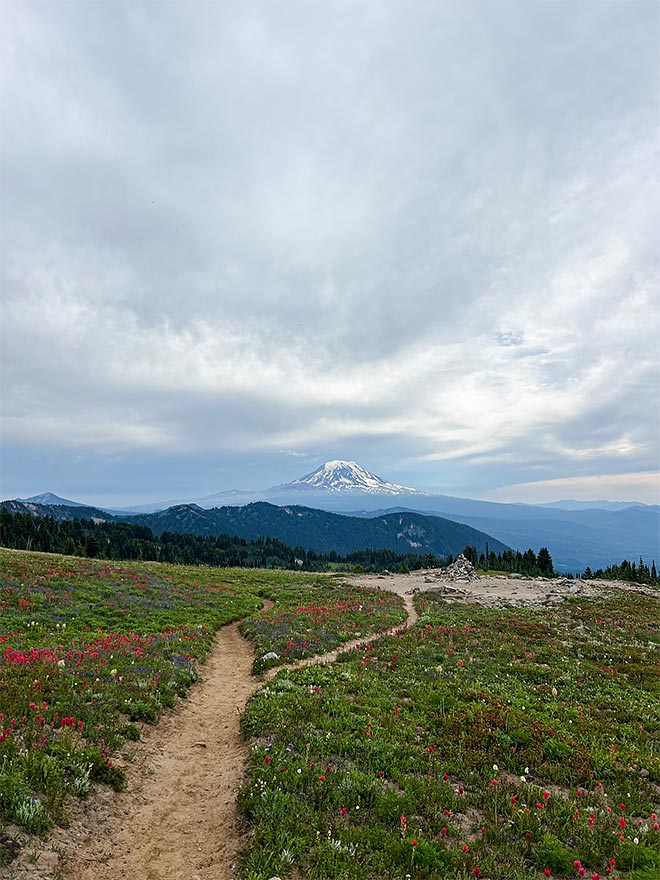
top-left (239, 581), bottom-right (406, 673)
top-left (239, 590), bottom-right (660, 879)
top-left (2, 547), bottom-right (658, 879)
top-left (0, 549), bottom-right (380, 848)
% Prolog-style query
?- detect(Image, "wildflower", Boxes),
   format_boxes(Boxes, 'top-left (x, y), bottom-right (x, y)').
top-left (619, 817), bottom-right (626, 829)
top-left (441, 827), bottom-right (447, 837)
top-left (412, 840), bottom-right (418, 847)
top-left (474, 869), bottom-right (481, 878)
top-left (319, 775), bottom-right (325, 781)
top-left (544, 871), bottom-right (551, 877)
top-left (543, 790), bottom-right (550, 800)
top-left (462, 844), bottom-right (469, 853)
top-left (341, 807), bottom-right (347, 816)
top-left (574, 861), bottom-right (582, 870)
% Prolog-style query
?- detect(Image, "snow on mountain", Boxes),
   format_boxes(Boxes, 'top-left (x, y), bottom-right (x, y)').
top-left (19, 492), bottom-right (90, 508)
top-left (275, 460), bottom-right (426, 495)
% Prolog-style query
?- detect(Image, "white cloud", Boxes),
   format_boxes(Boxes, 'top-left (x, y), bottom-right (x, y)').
top-left (1, 0), bottom-right (658, 500)
top-left (484, 472), bottom-right (660, 506)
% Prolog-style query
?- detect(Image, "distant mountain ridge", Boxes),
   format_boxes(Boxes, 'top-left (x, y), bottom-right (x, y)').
top-left (4, 460), bottom-right (658, 571)
top-left (19, 492), bottom-right (91, 508)
top-left (1, 499), bottom-right (509, 560)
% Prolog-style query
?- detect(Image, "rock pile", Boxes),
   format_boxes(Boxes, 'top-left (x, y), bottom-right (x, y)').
top-left (441, 554), bottom-right (478, 582)
top-left (423, 554), bottom-right (478, 593)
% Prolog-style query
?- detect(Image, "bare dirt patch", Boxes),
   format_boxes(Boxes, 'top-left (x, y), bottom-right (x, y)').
top-left (343, 569), bottom-right (655, 610)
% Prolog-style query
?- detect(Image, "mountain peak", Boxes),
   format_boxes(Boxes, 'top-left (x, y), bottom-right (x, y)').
top-left (19, 492), bottom-right (90, 508)
top-left (279, 460), bottom-right (425, 495)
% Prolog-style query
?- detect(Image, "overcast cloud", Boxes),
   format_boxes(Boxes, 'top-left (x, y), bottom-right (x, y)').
top-left (1, 0), bottom-right (659, 506)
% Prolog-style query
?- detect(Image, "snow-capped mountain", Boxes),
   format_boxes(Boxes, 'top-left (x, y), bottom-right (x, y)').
top-left (274, 460), bottom-right (426, 495)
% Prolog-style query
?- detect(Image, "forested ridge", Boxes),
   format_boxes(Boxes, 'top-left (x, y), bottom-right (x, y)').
top-left (0, 509), bottom-right (442, 572)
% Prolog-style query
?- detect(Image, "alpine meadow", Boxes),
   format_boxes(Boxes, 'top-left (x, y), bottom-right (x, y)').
top-left (1, 2), bottom-right (658, 879)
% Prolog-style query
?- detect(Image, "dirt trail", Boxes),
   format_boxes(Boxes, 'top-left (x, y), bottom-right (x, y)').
top-left (264, 591), bottom-right (418, 680)
top-left (42, 593), bottom-right (417, 880)
top-left (7, 574), bottom-right (640, 880)
top-left (62, 622), bottom-right (259, 880)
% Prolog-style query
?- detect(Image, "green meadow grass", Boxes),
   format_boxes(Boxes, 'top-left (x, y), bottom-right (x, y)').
top-left (0, 549), bottom-right (347, 843)
top-left (239, 590), bottom-right (660, 879)
top-left (1, 548), bottom-right (658, 880)
top-left (239, 579), bottom-right (407, 672)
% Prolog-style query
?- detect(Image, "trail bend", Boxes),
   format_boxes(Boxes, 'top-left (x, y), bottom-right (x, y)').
top-left (58, 592), bottom-right (416, 880)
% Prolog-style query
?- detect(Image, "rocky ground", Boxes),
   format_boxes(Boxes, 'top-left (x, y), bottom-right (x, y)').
top-left (354, 555), bottom-right (658, 610)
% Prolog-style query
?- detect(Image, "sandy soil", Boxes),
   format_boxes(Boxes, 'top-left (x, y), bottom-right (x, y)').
top-left (65, 622), bottom-right (257, 880)
top-left (2, 572), bottom-right (653, 880)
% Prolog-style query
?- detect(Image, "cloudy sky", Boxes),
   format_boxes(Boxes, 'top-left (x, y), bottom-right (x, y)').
top-left (1, 0), bottom-right (658, 507)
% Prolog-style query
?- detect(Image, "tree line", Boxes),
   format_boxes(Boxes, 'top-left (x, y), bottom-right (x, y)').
top-left (0, 510), bottom-right (442, 573)
top-left (582, 557), bottom-right (658, 585)
top-left (462, 543), bottom-right (555, 577)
